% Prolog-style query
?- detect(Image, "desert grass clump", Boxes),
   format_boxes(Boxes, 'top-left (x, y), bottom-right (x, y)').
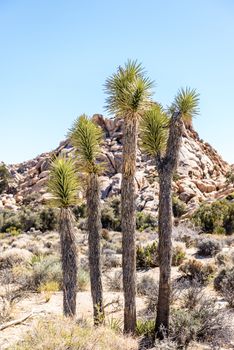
top-left (77, 268), bottom-right (90, 291)
top-left (9, 316), bottom-right (138, 350)
top-left (106, 271), bottom-right (123, 292)
top-left (137, 275), bottom-right (157, 297)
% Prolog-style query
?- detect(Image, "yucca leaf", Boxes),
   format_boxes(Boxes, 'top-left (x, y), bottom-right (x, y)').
top-left (104, 60), bottom-right (154, 117)
top-left (171, 87), bottom-right (200, 123)
top-left (139, 105), bottom-right (169, 157)
top-left (48, 156), bottom-right (79, 208)
top-left (68, 114), bottom-right (104, 174)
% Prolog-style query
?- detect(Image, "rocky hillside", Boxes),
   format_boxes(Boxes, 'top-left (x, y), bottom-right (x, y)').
top-left (1, 115), bottom-right (233, 214)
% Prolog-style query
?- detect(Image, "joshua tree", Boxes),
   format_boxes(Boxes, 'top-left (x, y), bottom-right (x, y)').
top-left (139, 88), bottom-right (199, 338)
top-left (105, 60), bottom-right (153, 333)
top-left (48, 156), bottom-right (79, 317)
top-left (69, 114), bottom-right (104, 325)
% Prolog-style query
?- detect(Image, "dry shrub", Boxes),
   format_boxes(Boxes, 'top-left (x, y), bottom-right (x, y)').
top-left (214, 266), bottom-right (234, 307)
top-left (0, 248), bottom-right (33, 269)
top-left (9, 316), bottom-right (138, 350)
top-left (137, 275), bottom-right (157, 296)
top-left (13, 255), bottom-right (62, 292)
top-left (101, 228), bottom-right (111, 241)
top-left (197, 237), bottom-right (222, 257)
top-left (172, 222), bottom-right (199, 248)
top-left (179, 259), bottom-right (216, 284)
top-left (0, 270), bottom-right (27, 323)
top-left (169, 297), bottom-right (232, 349)
top-left (103, 254), bottom-right (121, 269)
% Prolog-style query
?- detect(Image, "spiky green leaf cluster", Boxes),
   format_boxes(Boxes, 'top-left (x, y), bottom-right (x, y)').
top-left (139, 105), bottom-right (169, 157)
top-left (48, 156), bottom-right (79, 208)
top-left (171, 87), bottom-right (200, 123)
top-left (104, 60), bottom-right (154, 118)
top-left (68, 114), bottom-right (103, 174)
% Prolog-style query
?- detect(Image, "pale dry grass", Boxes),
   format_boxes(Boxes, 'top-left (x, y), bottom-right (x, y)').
top-left (9, 316), bottom-right (138, 350)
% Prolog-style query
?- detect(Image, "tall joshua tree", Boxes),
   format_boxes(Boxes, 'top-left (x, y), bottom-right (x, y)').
top-left (69, 114), bottom-right (104, 325)
top-left (48, 156), bottom-right (79, 317)
top-left (105, 60), bottom-right (153, 333)
top-left (139, 88), bottom-right (199, 338)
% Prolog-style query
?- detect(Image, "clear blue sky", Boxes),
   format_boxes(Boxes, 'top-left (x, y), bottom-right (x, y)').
top-left (0, 0), bottom-right (233, 164)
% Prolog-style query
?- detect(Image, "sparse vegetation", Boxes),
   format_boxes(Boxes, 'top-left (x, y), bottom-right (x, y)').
top-left (214, 266), bottom-right (234, 307)
top-left (136, 211), bottom-right (157, 231)
top-left (0, 163), bottom-right (10, 194)
top-left (101, 196), bottom-right (121, 231)
top-left (197, 237), bottom-right (222, 257)
top-left (172, 195), bottom-right (187, 218)
top-left (193, 199), bottom-right (234, 234)
top-left (9, 317), bottom-right (138, 350)
top-left (136, 242), bottom-right (186, 270)
top-left (179, 259), bottom-right (216, 284)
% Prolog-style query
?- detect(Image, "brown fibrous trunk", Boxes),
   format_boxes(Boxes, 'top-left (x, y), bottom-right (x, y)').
top-left (155, 168), bottom-right (173, 338)
top-left (59, 208), bottom-right (78, 317)
top-left (121, 117), bottom-right (138, 333)
top-left (87, 173), bottom-right (104, 325)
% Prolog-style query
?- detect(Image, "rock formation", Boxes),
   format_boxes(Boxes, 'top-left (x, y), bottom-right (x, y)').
top-left (0, 115), bottom-right (232, 215)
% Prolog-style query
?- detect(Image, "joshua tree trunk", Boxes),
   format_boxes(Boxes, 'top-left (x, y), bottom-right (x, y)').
top-left (87, 173), bottom-right (104, 325)
top-left (59, 208), bottom-right (78, 317)
top-left (155, 113), bottom-right (183, 338)
top-left (122, 117), bottom-right (138, 333)
top-left (155, 167), bottom-right (173, 337)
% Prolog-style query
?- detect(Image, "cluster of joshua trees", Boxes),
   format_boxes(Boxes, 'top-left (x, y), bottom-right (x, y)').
top-left (48, 60), bottom-right (199, 339)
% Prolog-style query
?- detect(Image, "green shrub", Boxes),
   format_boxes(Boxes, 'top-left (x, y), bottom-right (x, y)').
top-left (39, 208), bottom-right (58, 232)
top-left (172, 243), bottom-right (186, 266)
top-left (0, 163), bottom-right (10, 194)
top-left (19, 208), bottom-right (41, 232)
top-left (136, 242), bottom-right (159, 269)
top-left (101, 196), bottom-right (121, 231)
top-left (193, 199), bottom-right (234, 234)
top-left (226, 170), bottom-right (234, 185)
top-left (0, 207), bottom-right (59, 233)
top-left (136, 211), bottom-right (157, 231)
top-left (0, 210), bottom-right (22, 232)
top-left (5, 226), bottom-right (21, 236)
top-left (136, 319), bottom-right (155, 337)
top-left (172, 196), bottom-right (187, 218)
top-left (72, 203), bottom-right (87, 220)
top-left (136, 242), bottom-right (186, 270)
